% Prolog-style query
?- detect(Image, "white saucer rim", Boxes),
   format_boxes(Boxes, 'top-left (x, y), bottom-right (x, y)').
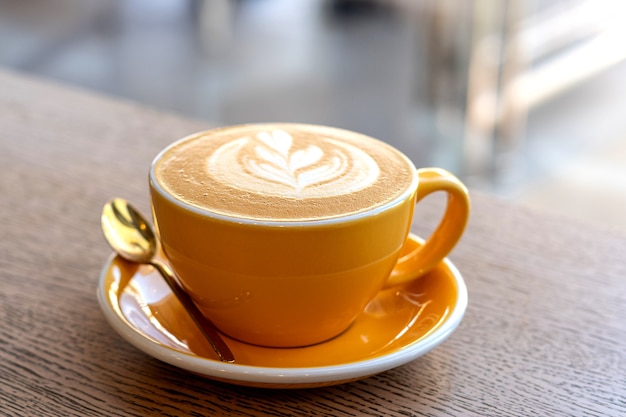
top-left (97, 253), bottom-right (467, 386)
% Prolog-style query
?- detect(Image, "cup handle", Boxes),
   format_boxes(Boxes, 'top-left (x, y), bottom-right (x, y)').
top-left (385, 168), bottom-right (470, 288)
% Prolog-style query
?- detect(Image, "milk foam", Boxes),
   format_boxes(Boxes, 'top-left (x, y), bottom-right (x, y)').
top-left (208, 130), bottom-right (380, 198)
top-left (153, 124), bottom-right (415, 221)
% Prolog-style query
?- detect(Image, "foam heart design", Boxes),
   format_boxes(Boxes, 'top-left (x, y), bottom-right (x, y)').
top-left (247, 131), bottom-right (346, 192)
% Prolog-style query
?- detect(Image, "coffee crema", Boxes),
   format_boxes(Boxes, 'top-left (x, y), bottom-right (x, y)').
top-left (153, 124), bottom-right (416, 221)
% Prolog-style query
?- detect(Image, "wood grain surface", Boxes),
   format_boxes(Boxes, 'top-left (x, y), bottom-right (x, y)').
top-left (1, 67), bottom-right (626, 416)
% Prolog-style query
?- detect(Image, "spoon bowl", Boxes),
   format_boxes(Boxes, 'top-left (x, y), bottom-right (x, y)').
top-left (101, 200), bottom-right (156, 263)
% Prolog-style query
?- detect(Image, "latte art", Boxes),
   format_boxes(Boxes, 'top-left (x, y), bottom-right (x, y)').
top-left (152, 124), bottom-right (416, 221)
top-left (208, 130), bottom-right (380, 198)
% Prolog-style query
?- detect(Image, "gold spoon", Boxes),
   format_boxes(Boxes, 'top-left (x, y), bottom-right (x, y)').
top-left (101, 198), bottom-right (235, 363)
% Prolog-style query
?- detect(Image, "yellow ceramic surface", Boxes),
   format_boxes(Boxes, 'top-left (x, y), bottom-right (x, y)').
top-left (97, 234), bottom-right (467, 388)
top-left (149, 164), bottom-right (469, 348)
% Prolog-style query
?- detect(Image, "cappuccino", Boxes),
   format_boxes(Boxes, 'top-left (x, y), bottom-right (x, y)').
top-left (149, 123), bottom-right (470, 347)
top-left (152, 124), bottom-right (415, 221)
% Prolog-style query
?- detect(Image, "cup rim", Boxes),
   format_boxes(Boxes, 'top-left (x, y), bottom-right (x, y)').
top-left (149, 124), bottom-right (419, 227)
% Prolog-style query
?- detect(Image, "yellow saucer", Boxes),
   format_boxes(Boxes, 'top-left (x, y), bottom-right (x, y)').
top-left (97, 234), bottom-right (467, 388)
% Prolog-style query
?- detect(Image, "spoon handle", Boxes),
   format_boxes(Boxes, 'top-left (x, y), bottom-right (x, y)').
top-left (150, 260), bottom-right (236, 363)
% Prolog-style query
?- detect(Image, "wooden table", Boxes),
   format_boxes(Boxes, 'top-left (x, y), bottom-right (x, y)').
top-left (2, 67), bottom-right (625, 416)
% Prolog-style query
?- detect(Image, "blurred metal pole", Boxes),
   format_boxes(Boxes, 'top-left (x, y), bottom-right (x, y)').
top-left (463, 0), bottom-right (527, 191)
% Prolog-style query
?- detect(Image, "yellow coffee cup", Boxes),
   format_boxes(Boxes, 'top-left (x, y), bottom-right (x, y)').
top-left (149, 123), bottom-right (469, 347)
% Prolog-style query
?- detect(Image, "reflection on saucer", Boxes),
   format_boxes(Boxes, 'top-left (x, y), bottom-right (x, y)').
top-left (98, 234), bottom-right (467, 388)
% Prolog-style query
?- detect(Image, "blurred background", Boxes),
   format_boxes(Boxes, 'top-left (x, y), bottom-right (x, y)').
top-left (2, 0), bottom-right (625, 229)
